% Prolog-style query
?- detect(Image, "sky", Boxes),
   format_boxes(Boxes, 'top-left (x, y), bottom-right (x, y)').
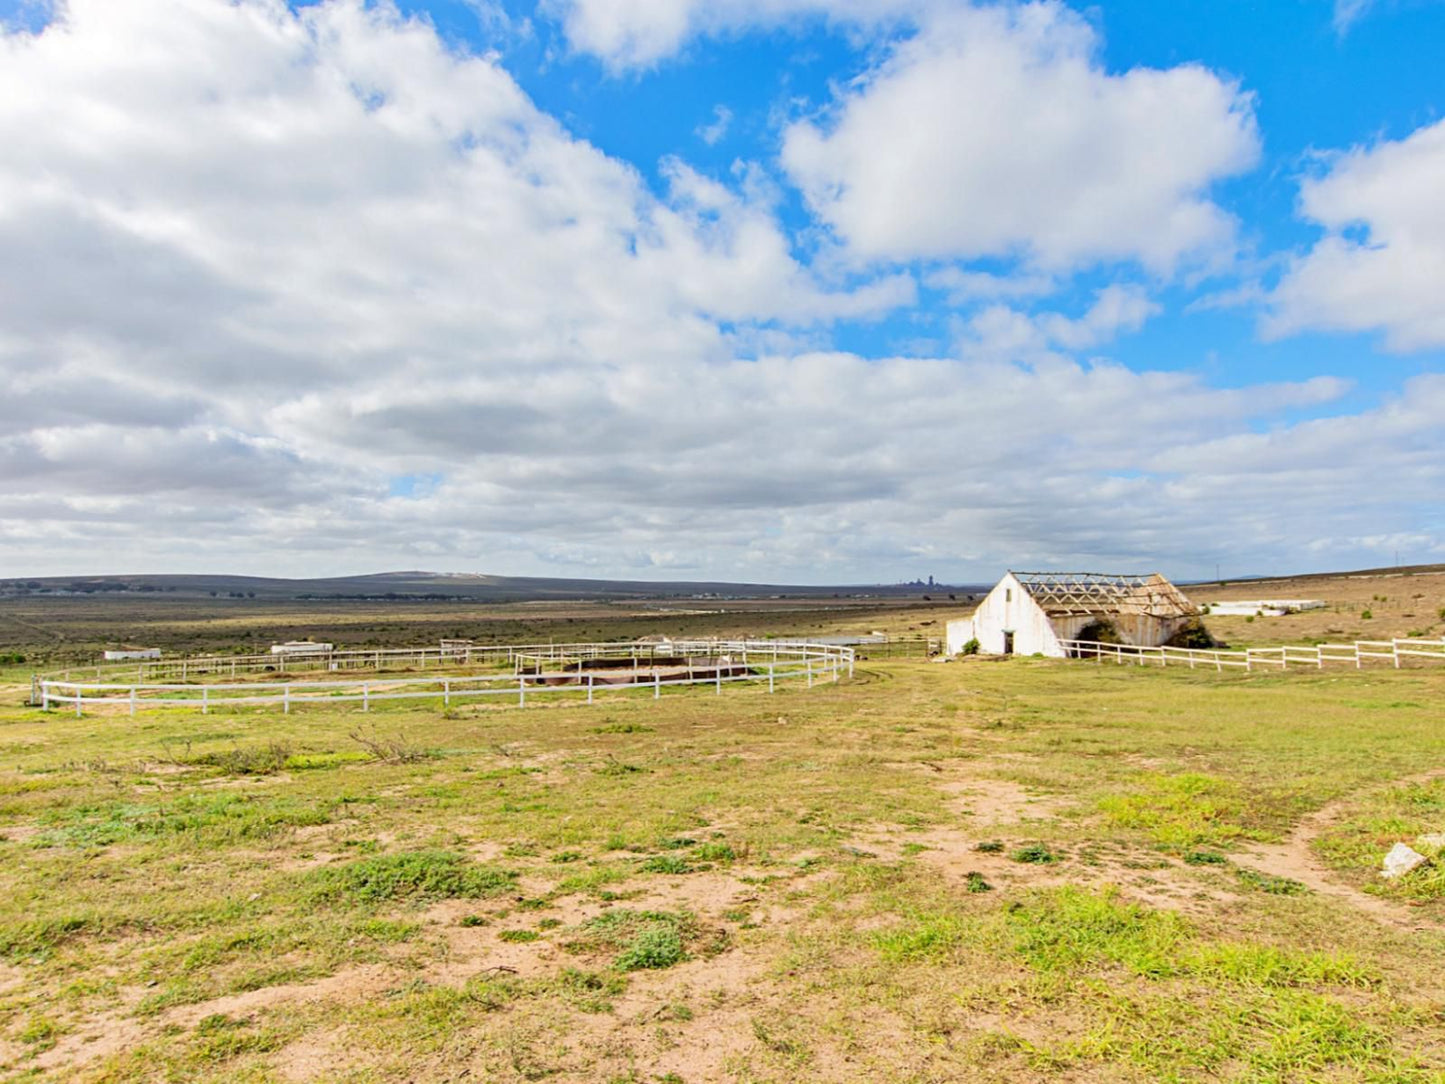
top-left (0, 0), bottom-right (1443, 584)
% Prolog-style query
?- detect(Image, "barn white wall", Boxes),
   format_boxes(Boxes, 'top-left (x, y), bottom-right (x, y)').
top-left (953, 573), bottom-right (1062, 656)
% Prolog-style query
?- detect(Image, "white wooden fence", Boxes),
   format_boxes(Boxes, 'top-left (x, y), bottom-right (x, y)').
top-left (36, 640), bottom-right (854, 717)
top-left (1057, 636), bottom-right (1445, 673)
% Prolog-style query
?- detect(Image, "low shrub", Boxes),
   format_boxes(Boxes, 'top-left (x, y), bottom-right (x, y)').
top-left (310, 850), bottom-right (516, 905)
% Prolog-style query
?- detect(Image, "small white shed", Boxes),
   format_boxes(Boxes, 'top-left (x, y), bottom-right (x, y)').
top-left (946, 571), bottom-right (1200, 657)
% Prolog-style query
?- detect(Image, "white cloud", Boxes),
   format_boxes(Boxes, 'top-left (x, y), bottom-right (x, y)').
top-left (780, 3), bottom-right (1259, 273)
top-left (1333, 0), bottom-right (1376, 34)
top-left (544, 0), bottom-right (920, 69)
top-left (961, 285), bottom-right (1161, 356)
top-left (0, 0), bottom-right (1437, 581)
top-left (923, 267), bottom-right (1056, 303)
top-left (1267, 118), bottom-right (1445, 351)
top-left (697, 104), bottom-right (733, 145)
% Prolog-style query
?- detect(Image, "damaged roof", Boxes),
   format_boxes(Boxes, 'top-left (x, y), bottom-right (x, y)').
top-left (1010, 572), bottom-right (1198, 619)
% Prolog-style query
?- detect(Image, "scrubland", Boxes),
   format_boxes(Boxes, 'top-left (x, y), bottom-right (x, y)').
top-left (0, 575), bottom-right (1443, 1081)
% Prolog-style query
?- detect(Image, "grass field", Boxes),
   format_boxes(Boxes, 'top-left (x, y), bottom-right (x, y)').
top-left (2, 581), bottom-right (1444, 1082)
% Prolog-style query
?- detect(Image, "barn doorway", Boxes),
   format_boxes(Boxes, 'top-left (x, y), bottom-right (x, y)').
top-left (1002, 630), bottom-right (1014, 655)
top-left (1069, 619), bottom-right (1122, 658)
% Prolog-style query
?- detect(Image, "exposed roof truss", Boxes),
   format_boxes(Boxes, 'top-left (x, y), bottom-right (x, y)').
top-left (1011, 571), bottom-right (1197, 619)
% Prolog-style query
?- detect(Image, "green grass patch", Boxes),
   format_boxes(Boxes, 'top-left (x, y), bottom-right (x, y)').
top-left (309, 850), bottom-right (517, 905)
top-left (1097, 772), bottom-right (1253, 849)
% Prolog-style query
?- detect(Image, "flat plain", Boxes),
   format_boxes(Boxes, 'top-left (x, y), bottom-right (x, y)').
top-left (0, 573), bottom-right (1443, 1082)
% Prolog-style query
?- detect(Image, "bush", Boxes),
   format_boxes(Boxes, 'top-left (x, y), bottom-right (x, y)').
top-left (1011, 843), bottom-right (1060, 864)
top-left (310, 850), bottom-right (516, 904)
top-left (616, 925), bottom-right (684, 970)
top-left (960, 638), bottom-right (980, 656)
top-left (1165, 619), bottom-right (1219, 650)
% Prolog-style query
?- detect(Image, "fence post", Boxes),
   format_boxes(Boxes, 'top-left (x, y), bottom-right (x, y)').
top-left (1394, 640), bottom-right (1401, 669)
top-left (363, 683), bottom-right (370, 712)
top-left (1245, 650), bottom-right (1252, 672)
top-left (130, 687), bottom-right (137, 716)
top-left (654, 671), bottom-right (660, 700)
top-left (203, 687), bottom-right (209, 715)
top-left (807, 659), bottom-right (813, 688)
top-left (769, 664), bottom-right (775, 693)
top-left (283, 686), bottom-right (289, 714)
top-left (443, 679), bottom-right (449, 708)
top-left (75, 689), bottom-right (82, 717)
top-left (588, 673), bottom-right (594, 705)
top-left (519, 678), bottom-right (525, 707)
top-left (716, 665), bottom-right (722, 695)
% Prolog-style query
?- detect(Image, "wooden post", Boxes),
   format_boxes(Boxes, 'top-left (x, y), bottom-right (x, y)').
top-left (519, 678), bottom-right (525, 707)
top-left (443, 679), bottom-right (450, 708)
top-left (654, 671), bottom-right (660, 700)
top-left (130, 687), bottom-right (137, 716)
top-left (588, 673), bottom-right (594, 705)
top-left (202, 687), bottom-right (209, 714)
top-left (363, 683), bottom-right (369, 712)
top-left (768, 664), bottom-right (775, 693)
top-left (75, 689), bottom-right (82, 717)
top-left (716, 664), bottom-right (722, 694)
top-left (283, 686), bottom-right (289, 714)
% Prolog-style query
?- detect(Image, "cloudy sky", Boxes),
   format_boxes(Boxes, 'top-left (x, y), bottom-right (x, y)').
top-left (1, 0), bottom-right (1442, 583)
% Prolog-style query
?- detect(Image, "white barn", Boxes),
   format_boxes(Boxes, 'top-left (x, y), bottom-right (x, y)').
top-left (946, 572), bottom-right (1200, 658)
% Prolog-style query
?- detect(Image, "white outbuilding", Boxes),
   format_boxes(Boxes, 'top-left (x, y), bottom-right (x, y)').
top-left (946, 571), bottom-right (1200, 657)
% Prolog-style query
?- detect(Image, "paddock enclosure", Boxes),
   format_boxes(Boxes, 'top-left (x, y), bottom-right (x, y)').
top-left (34, 639), bottom-right (855, 716)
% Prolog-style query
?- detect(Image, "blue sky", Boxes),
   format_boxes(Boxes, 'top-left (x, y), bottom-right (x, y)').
top-left (0, 0), bottom-right (1442, 582)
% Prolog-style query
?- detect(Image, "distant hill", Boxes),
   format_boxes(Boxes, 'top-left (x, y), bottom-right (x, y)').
top-left (0, 571), bottom-right (983, 603)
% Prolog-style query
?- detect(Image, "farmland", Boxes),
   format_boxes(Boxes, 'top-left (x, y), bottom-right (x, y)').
top-left (0, 574), bottom-right (1443, 1082)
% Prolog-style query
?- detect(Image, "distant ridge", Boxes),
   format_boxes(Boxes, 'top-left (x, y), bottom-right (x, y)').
top-left (0, 570), bottom-right (983, 603)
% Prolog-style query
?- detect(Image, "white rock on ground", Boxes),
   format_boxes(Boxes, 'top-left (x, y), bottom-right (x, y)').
top-left (1381, 842), bottom-right (1430, 879)
top-left (1415, 832), bottom-right (1445, 849)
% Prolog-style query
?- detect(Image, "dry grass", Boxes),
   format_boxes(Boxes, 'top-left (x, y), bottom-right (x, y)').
top-left (0, 598), bottom-right (1444, 1081)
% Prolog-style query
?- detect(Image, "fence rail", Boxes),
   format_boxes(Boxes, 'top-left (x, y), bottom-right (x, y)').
top-left (1058, 636), bottom-right (1445, 673)
top-left (36, 640), bottom-right (854, 718)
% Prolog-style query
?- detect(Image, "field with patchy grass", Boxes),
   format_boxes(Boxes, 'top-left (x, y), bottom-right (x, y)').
top-left (2, 593), bottom-right (1445, 1081)
top-left (1190, 568), bottom-right (1445, 649)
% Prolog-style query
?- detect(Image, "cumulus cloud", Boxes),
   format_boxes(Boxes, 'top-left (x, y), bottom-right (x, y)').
top-left (0, 0), bottom-right (1436, 581)
top-left (545, 0), bottom-right (920, 69)
top-left (1267, 118), bottom-right (1445, 351)
top-left (781, 3), bottom-right (1259, 273)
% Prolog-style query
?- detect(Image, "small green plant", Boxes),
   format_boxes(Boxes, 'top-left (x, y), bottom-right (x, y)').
top-left (1183, 850), bottom-right (1228, 866)
top-left (1236, 868), bottom-right (1307, 896)
top-left (459, 914), bottom-right (489, 927)
top-left (597, 757), bottom-right (648, 777)
top-left (975, 841), bottom-right (1004, 853)
top-left (960, 638), bottom-right (980, 656)
top-left (693, 841), bottom-right (736, 862)
top-left (1361, 609), bottom-right (1373, 620)
top-left (498, 929), bottom-right (541, 943)
top-left (591, 723), bottom-right (653, 734)
top-left (641, 854), bottom-right (693, 875)
top-left (965, 871), bottom-right (992, 893)
top-left (1011, 842), bottom-right (1059, 864)
top-left (616, 925), bottom-right (684, 970)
